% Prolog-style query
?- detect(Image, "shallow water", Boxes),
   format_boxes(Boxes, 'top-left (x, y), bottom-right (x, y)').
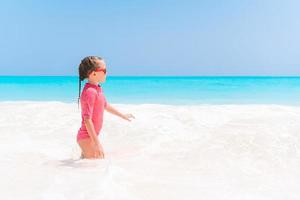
top-left (0, 101), bottom-right (300, 199)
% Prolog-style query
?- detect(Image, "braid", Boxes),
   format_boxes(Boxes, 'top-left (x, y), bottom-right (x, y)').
top-left (78, 76), bottom-right (81, 110)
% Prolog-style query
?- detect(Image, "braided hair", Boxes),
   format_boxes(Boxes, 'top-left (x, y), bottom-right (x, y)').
top-left (78, 56), bottom-right (103, 109)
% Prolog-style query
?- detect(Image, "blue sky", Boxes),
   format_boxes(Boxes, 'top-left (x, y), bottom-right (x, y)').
top-left (0, 0), bottom-right (299, 76)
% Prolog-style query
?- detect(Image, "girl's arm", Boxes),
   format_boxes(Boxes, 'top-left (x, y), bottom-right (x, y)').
top-left (84, 118), bottom-right (104, 158)
top-left (84, 118), bottom-right (100, 146)
top-left (105, 103), bottom-right (135, 121)
top-left (82, 90), bottom-right (100, 146)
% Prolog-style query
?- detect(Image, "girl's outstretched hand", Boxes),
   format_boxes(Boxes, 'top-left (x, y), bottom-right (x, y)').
top-left (122, 113), bottom-right (135, 122)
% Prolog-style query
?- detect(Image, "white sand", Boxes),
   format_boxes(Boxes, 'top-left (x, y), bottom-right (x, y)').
top-left (0, 101), bottom-right (300, 200)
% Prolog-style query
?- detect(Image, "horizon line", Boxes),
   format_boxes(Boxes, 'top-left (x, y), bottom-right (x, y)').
top-left (1, 75), bottom-right (300, 77)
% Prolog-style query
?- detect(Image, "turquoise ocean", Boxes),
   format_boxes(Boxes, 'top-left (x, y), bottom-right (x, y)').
top-left (0, 76), bottom-right (300, 105)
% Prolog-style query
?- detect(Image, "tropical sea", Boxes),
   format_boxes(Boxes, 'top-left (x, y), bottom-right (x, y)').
top-left (1, 76), bottom-right (300, 104)
top-left (1, 76), bottom-right (300, 200)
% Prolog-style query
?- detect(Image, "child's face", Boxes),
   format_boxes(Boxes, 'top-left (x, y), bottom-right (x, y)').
top-left (88, 59), bottom-right (107, 83)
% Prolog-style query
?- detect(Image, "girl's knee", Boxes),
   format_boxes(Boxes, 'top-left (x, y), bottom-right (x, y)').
top-left (82, 151), bottom-right (98, 159)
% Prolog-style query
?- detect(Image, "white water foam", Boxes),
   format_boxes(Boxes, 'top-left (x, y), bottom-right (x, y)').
top-left (0, 101), bottom-right (300, 199)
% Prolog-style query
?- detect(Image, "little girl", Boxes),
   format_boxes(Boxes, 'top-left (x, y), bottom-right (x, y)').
top-left (77, 56), bottom-right (135, 159)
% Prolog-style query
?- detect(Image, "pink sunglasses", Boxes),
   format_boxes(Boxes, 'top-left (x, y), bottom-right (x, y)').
top-left (90, 68), bottom-right (107, 74)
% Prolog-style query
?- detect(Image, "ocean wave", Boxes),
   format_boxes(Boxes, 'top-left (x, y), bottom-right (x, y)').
top-left (0, 102), bottom-right (300, 199)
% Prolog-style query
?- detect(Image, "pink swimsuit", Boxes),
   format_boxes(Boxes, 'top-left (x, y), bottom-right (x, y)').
top-left (77, 82), bottom-right (107, 141)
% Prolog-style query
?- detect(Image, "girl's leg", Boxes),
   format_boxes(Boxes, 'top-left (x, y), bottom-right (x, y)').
top-left (77, 137), bottom-right (100, 159)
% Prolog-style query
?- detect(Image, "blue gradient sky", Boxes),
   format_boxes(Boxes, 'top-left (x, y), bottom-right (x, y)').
top-left (0, 0), bottom-right (299, 76)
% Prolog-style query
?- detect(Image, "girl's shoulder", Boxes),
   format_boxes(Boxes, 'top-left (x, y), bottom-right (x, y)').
top-left (84, 87), bottom-right (98, 94)
top-left (81, 87), bottom-right (98, 100)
